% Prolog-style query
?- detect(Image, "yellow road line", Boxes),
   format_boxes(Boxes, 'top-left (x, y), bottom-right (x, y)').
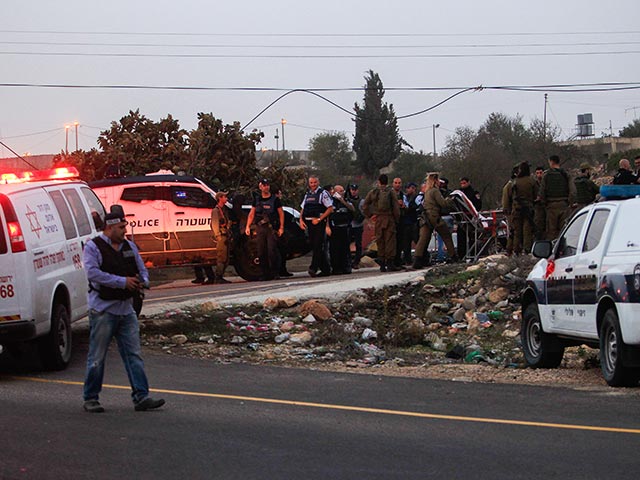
top-left (10, 375), bottom-right (640, 434)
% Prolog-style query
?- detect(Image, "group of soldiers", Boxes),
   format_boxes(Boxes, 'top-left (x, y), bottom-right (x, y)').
top-left (501, 154), bottom-right (640, 256)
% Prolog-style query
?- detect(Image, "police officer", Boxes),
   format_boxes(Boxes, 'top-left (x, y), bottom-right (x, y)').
top-left (245, 179), bottom-right (284, 280)
top-left (573, 163), bottom-right (600, 211)
top-left (539, 155), bottom-right (576, 240)
top-left (328, 184), bottom-right (354, 274)
top-left (346, 184), bottom-right (365, 269)
top-left (211, 191), bottom-right (231, 284)
top-left (612, 158), bottom-right (639, 185)
top-left (511, 162), bottom-right (537, 255)
top-left (300, 176), bottom-right (334, 277)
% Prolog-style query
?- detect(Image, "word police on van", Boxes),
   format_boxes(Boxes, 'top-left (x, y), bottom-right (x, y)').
top-left (521, 185), bottom-right (640, 387)
top-left (0, 166), bottom-right (106, 369)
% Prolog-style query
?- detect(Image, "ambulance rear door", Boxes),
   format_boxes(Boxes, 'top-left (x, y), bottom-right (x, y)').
top-left (0, 197), bottom-right (22, 324)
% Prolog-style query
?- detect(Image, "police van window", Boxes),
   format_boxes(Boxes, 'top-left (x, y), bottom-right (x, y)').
top-left (81, 187), bottom-right (106, 229)
top-left (121, 186), bottom-right (158, 203)
top-left (170, 187), bottom-right (214, 208)
top-left (63, 188), bottom-right (91, 236)
top-left (583, 209), bottom-right (610, 253)
top-left (49, 190), bottom-right (78, 239)
top-left (555, 212), bottom-right (587, 259)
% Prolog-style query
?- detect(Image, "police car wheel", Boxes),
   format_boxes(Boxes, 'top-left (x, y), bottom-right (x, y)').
top-left (599, 309), bottom-right (640, 387)
top-left (521, 303), bottom-right (564, 368)
top-left (37, 303), bottom-right (72, 371)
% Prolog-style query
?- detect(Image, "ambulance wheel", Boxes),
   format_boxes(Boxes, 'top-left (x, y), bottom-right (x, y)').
top-left (600, 309), bottom-right (640, 387)
top-left (37, 302), bottom-right (72, 371)
top-left (233, 236), bottom-right (262, 281)
top-left (521, 303), bottom-right (564, 368)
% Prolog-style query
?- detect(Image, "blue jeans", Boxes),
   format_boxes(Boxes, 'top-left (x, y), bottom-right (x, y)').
top-left (83, 310), bottom-right (149, 403)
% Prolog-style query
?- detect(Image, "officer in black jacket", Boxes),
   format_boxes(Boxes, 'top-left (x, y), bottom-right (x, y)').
top-left (328, 185), bottom-right (354, 274)
top-left (245, 179), bottom-right (284, 280)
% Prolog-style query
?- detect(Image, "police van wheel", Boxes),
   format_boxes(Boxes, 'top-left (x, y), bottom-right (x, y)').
top-left (600, 309), bottom-right (640, 387)
top-left (521, 303), bottom-right (564, 368)
top-left (37, 303), bottom-right (72, 371)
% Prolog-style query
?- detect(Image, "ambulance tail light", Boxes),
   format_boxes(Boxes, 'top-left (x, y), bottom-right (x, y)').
top-left (0, 194), bottom-right (26, 253)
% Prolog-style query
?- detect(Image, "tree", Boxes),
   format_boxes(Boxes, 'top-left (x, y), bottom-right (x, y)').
top-left (388, 150), bottom-right (436, 184)
top-left (619, 119), bottom-right (640, 138)
top-left (187, 113), bottom-right (263, 191)
top-left (95, 109), bottom-right (189, 177)
top-left (308, 131), bottom-right (354, 184)
top-left (353, 70), bottom-right (405, 178)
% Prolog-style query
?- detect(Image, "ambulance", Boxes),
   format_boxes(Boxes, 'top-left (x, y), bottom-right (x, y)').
top-left (89, 171), bottom-right (309, 281)
top-left (0, 166), bottom-right (106, 369)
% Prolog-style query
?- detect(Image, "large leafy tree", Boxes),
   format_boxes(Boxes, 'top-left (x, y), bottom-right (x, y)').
top-left (619, 119), bottom-right (640, 138)
top-left (308, 131), bottom-right (354, 184)
top-left (353, 70), bottom-right (405, 178)
top-left (187, 113), bottom-right (263, 191)
top-left (97, 109), bottom-right (189, 176)
top-left (388, 150), bottom-right (436, 184)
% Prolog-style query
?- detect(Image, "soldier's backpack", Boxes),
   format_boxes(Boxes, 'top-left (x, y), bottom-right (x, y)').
top-left (375, 187), bottom-right (393, 213)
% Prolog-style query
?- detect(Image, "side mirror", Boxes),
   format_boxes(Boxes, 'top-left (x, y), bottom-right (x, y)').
top-left (531, 240), bottom-right (552, 259)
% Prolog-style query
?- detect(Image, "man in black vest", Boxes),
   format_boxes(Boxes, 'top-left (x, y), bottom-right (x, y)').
top-left (328, 184), bottom-right (355, 274)
top-left (300, 175), bottom-right (334, 277)
top-left (539, 154), bottom-right (576, 240)
top-left (246, 179), bottom-right (284, 280)
top-left (82, 210), bottom-right (164, 413)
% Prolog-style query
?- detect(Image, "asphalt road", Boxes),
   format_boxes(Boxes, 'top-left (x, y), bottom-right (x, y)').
top-left (2, 334), bottom-right (640, 480)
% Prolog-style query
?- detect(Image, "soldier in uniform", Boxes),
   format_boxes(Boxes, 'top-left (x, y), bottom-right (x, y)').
top-left (533, 165), bottom-right (546, 241)
top-left (413, 172), bottom-right (457, 268)
top-left (573, 163), bottom-right (600, 211)
top-left (539, 155), bottom-right (575, 240)
top-left (510, 162), bottom-right (537, 255)
top-left (501, 166), bottom-right (518, 256)
top-left (327, 185), bottom-right (354, 274)
top-left (363, 174), bottom-right (401, 272)
top-left (211, 191), bottom-right (231, 284)
top-left (245, 179), bottom-right (284, 280)
top-left (300, 176), bottom-right (334, 277)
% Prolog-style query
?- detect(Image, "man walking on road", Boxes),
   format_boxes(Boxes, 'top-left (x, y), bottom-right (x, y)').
top-left (82, 210), bottom-right (165, 413)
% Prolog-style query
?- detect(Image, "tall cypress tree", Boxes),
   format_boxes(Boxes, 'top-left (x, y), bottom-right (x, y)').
top-left (353, 70), bottom-right (404, 177)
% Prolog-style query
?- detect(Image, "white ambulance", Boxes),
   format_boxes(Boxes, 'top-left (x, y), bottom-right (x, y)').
top-left (0, 166), bottom-right (106, 369)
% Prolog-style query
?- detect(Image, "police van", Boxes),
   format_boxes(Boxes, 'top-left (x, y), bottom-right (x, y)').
top-left (89, 171), bottom-right (309, 281)
top-left (521, 186), bottom-right (640, 386)
top-left (0, 167), bottom-right (106, 369)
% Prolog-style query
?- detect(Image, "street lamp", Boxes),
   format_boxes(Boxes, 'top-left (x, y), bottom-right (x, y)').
top-left (281, 118), bottom-right (287, 151)
top-left (74, 121), bottom-right (79, 151)
top-left (275, 128), bottom-right (280, 151)
top-left (432, 124), bottom-right (440, 161)
top-left (65, 124), bottom-right (71, 154)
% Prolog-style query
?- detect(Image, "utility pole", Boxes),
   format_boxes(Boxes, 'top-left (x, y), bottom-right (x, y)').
top-left (65, 125), bottom-right (70, 154)
top-left (275, 128), bottom-right (279, 151)
top-left (543, 93), bottom-right (548, 143)
top-left (74, 121), bottom-right (79, 151)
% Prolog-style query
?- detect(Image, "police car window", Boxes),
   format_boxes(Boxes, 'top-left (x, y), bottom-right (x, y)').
top-left (49, 190), bottom-right (78, 239)
top-left (81, 187), bottom-right (106, 230)
top-left (583, 209), bottom-right (610, 252)
top-left (170, 187), bottom-right (214, 208)
top-left (555, 212), bottom-right (587, 259)
top-left (121, 186), bottom-right (158, 203)
top-left (63, 188), bottom-right (91, 236)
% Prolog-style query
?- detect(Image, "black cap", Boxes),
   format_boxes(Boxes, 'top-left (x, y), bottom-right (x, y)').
top-left (104, 212), bottom-right (127, 226)
top-left (405, 182), bottom-right (417, 188)
top-left (349, 184), bottom-right (358, 189)
top-left (259, 178), bottom-right (269, 185)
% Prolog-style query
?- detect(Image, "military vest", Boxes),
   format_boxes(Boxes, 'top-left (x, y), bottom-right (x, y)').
top-left (544, 168), bottom-right (570, 199)
top-left (574, 176), bottom-right (597, 205)
top-left (253, 194), bottom-right (278, 226)
top-left (91, 237), bottom-right (139, 300)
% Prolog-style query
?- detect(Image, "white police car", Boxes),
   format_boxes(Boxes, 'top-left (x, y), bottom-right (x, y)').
top-left (90, 171), bottom-right (309, 281)
top-left (0, 167), bottom-right (106, 369)
top-left (521, 186), bottom-right (640, 386)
